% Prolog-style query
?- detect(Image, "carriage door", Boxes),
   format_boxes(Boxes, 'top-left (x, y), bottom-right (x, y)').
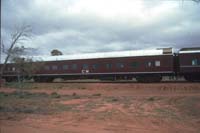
top-left (82, 64), bottom-right (89, 74)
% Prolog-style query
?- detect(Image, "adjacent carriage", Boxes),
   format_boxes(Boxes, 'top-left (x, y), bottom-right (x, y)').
top-left (178, 48), bottom-right (200, 81)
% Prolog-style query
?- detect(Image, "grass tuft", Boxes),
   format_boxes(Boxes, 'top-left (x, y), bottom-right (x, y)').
top-left (50, 92), bottom-right (61, 98)
top-left (92, 93), bottom-right (102, 97)
top-left (147, 97), bottom-right (155, 101)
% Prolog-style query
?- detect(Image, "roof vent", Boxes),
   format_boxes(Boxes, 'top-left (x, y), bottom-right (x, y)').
top-left (157, 48), bottom-right (172, 54)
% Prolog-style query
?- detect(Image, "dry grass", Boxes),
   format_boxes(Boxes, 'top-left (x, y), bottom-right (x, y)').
top-left (1, 82), bottom-right (200, 133)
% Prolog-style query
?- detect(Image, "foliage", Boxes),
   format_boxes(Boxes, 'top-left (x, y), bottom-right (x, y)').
top-left (4, 45), bottom-right (44, 82)
top-left (147, 97), bottom-right (155, 101)
top-left (92, 93), bottom-right (102, 97)
top-left (1, 25), bottom-right (32, 75)
top-left (51, 49), bottom-right (63, 56)
top-left (50, 92), bottom-right (61, 98)
top-left (12, 57), bottom-right (44, 80)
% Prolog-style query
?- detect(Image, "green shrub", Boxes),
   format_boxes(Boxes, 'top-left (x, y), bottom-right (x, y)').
top-left (92, 93), bottom-right (101, 97)
top-left (50, 92), bottom-right (61, 98)
top-left (147, 97), bottom-right (155, 101)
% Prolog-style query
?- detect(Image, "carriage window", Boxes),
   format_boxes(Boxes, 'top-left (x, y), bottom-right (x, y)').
top-left (7, 67), bottom-right (10, 71)
top-left (72, 64), bottom-right (77, 70)
top-left (52, 65), bottom-right (58, 70)
top-left (116, 63), bottom-right (124, 69)
top-left (106, 63), bottom-right (112, 69)
top-left (148, 62), bottom-right (152, 67)
top-left (192, 59), bottom-right (198, 66)
top-left (92, 64), bottom-right (99, 69)
top-left (131, 62), bottom-right (139, 68)
top-left (146, 61), bottom-right (153, 67)
top-left (82, 64), bottom-right (89, 69)
top-left (12, 67), bottom-right (16, 71)
top-left (44, 66), bottom-right (50, 70)
top-left (155, 61), bottom-right (160, 67)
top-left (63, 65), bottom-right (68, 70)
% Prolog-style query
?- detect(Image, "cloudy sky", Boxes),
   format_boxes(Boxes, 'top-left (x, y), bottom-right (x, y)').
top-left (2, 0), bottom-right (200, 56)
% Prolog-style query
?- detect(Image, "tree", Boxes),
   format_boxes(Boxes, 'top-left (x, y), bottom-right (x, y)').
top-left (10, 46), bottom-right (44, 82)
top-left (51, 49), bottom-right (63, 56)
top-left (0, 25), bottom-right (32, 84)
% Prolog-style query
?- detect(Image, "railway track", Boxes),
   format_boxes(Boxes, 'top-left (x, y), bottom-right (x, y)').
top-left (46, 80), bottom-right (199, 83)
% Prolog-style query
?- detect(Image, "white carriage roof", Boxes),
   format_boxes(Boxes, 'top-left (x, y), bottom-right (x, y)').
top-left (33, 49), bottom-right (171, 62)
top-left (179, 47), bottom-right (200, 54)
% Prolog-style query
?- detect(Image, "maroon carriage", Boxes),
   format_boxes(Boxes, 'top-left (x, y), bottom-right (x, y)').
top-left (178, 47), bottom-right (200, 81)
top-left (1, 48), bottom-right (175, 82)
top-left (32, 48), bottom-right (175, 82)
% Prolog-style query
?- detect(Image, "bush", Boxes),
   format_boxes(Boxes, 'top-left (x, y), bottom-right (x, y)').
top-left (112, 98), bottom-right (118, 102)
top-left (92, 93), bottom-right (102, 97)
top-left (50, 92), bottom-right (61, 98)
top-left (72, 92), bottom-right (77, 96)
top-left (147, 97), bottom-right (155, 101)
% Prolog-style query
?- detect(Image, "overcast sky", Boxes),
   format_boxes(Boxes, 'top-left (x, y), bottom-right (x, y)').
top-left (2, 0), bottom-right (200, 56)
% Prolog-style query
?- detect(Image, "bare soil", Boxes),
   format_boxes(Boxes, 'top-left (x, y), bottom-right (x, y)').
top-left (0, 82), bottom-right (200, 133)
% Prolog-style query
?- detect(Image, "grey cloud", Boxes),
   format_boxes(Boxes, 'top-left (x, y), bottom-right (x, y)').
top-left (2, 0), bottom-right (200, 56)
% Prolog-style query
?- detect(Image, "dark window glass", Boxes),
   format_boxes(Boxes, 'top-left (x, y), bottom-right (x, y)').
top-left (52, 65), bottom-right (58, 70)
top-left (131, 62), bottom-right (139, 68)
top-left (146, 61), bottom-right (154, 67)
top-left (44, 66), bottom-right (50, 70)
top-left (106, 63), bottom-right (112, 69)
top-left (82, 64), bottom-right (89, 69)
top-left (7, 67), bottom-right (10, 71)
top-left (92, 64), bottom-right (99, 69)
top-left (72, 64), bottom-right (77, 70)
top-left (63, 65), bottom-right (68, 70)
top-left (192, 59), bottom-right (198, 66)
top-left (12, 67), bottom-right (16, 71)
top-left (116, 63), bottom-right (124, 69)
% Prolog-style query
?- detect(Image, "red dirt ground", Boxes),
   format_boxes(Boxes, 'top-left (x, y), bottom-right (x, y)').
top-left (0, 83), bottom-right (200, 133)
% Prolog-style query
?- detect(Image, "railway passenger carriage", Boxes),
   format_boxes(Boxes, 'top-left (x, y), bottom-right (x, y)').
top-left (32, 48), bottom-right (174, 82)
top-left (178, 48), bottom-right (200, 81)
top-left (1, 47), bottom-right (200, 82)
